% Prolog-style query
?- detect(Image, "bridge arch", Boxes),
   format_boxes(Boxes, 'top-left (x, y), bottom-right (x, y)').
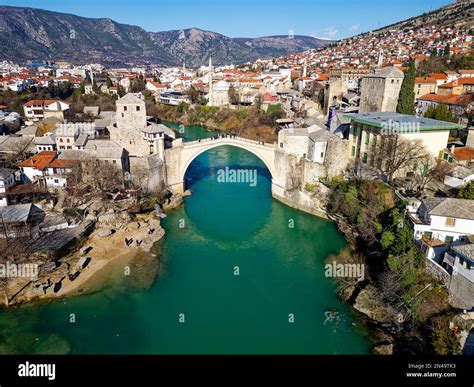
top-left (165, 137), bottom-right (277, 193)
top-left (180, 141), bottom-right (276, 184)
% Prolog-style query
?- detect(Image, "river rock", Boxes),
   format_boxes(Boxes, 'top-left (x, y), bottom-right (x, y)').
top-left (97, 211), bottom-right (131, 227)
top-left (339, 283), bottom-right (357, 302)
top-left (372, 344), bottom-right (394, 355)
top-left (162, 193), bottom-right (185, 212)
top-left (353, 285), bottom-right (398, 323)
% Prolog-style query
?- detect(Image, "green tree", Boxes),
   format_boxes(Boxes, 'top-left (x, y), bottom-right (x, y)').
top-left (228, 85), bottom-right (238, 105)
top-left (443, 43), bottom-right (450, 58)
top-left (457, 181), bottom-right (474, 200)
top-left (396, 61), bottom-right (416, 115)
top-left (424, 103), bottom-right (456, 123)
top-left (186, 86), bottom-right (199, 104)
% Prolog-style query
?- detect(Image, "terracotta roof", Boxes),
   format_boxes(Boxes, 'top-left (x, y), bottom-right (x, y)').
top-left (47, 159), bottom-right (76, 168)
top-left (418, 93), bottom-right (473, 106)
top-left (415, 77), bottom-right (436, 84)
top-left (429, 73), bottom-right (448, 80)
top-left (150, 82), bottom-right (166, 88)
top-left (448, 147), bottom-right (474, 161)
top-left (18, 151), bottom-right (57, 171)
top-left (23, 99), bottom-right (69, 107)
top-left (23, 100), bottom-right (45, 107)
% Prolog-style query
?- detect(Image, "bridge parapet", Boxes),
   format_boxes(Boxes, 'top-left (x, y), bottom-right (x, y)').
top-left (183, 136), bottom-right (276, 150)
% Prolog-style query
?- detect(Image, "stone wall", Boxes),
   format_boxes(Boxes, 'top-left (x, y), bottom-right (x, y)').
top-left (129, 156), bottom-right (166, 193)
top-left (360, 77), bottom-right (386, 112)
top-left (449, 275), bottom-right (474, 309)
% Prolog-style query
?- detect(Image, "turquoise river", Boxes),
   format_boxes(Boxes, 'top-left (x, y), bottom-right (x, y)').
top-left (0, 124), bottom-right (370, 354)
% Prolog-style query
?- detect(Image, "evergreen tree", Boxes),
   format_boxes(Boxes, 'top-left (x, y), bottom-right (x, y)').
top-left (457, 181), bottom-right (474, 200)
top-left (443, 43), bottom-right (451, 58)
top-left (396, 61), bottom-right (416, 115)
top-left (424, 103), bottom-right (456, 123)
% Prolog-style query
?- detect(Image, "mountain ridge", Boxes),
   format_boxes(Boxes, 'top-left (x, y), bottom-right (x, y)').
top-left (0, 5), bottom-right (330, 67)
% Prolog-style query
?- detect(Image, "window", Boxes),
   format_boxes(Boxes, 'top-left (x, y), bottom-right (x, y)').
top-left (121, 113), bottom-right (124, 118)
top-left (351, 146), bottom-right (355, 157)
top-left (136, 106), bottom-right (140, 111)
top-left (445, 236), bottom-right (454, 243)
top-left (124, 106), bottom-right (127, 111)
top-left (113, 160), bottom-right (116, 164)
top-left (320, 152), bottom-right (324, 158)
top-left (365, 133), bottom-right (370, 145)
top-left (280, 143), bottom-right (283, 148)
top-left (54, 179), bottom-right (59, 184)
top-left (362, 152), bottom-right (368, 163)
top-left (445, 217), bottom-right (456, 227)
top-left (424, 231), bottom-right (433, 239)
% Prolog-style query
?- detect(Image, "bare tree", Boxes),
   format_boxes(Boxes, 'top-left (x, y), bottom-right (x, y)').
top-left (412, 155), bottom-right (438, 192)
top-left (372, 136), bottom-right (431, 183)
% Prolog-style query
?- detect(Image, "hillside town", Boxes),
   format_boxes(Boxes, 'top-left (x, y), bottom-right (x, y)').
top-left (0, 0), bottom-right (473, 356)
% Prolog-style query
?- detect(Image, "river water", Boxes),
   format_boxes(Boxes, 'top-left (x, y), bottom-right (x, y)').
top-left (0, 124), bottom-right (370, 354)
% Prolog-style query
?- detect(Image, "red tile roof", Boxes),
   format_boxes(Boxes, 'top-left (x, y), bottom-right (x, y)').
top-left (418, 93), bottom-right (473, 106)
top-left (447, 147), bottom-right (474, 161)
top-left (429, 73), bottom-right (448, 80)
top-left (18, 151), bottom-right (57, 171)
top-left (47, 159), bottom-right (76, 168)
top-left (415, 77), bottom-right (436, 84)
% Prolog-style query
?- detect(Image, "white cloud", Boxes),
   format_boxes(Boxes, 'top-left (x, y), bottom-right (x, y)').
top-left (310, 26), bottom-right (340, 40)
top-left (322, 25), bottom-right (339, 38)
top-left (349, 23), bottom-right (360, 32)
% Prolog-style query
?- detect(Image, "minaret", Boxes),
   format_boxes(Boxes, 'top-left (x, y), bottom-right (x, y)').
top-left (208, 57), bottom-right (213, 105)
top-left (302, 59), bottom-right (307, 78)
top-left (182, 61), bottom-right (186, 74)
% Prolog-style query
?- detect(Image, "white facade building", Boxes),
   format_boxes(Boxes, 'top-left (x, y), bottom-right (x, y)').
top-left (409, 198), bottom-right (474, 244)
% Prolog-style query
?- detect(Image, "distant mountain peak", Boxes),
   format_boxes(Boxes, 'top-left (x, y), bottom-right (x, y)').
top-left (0, 5), bottom-right (330, 67)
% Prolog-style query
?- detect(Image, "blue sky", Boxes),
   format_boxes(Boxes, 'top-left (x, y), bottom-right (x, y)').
top-left (2, 0), bottom-right (451, 39)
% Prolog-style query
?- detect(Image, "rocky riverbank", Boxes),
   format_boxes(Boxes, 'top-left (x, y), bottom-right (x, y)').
top-left (1, 210), bottom-right (165, 307)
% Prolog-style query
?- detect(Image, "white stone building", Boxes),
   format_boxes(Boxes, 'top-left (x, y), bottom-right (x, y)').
top-left (409, 197), bottom-right (474, 244)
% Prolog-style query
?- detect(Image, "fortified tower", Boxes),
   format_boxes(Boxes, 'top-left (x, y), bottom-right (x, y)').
top-left (111, 93), bottom-right (149, 157)
top-left (359, 66), bottom-right (404, 113)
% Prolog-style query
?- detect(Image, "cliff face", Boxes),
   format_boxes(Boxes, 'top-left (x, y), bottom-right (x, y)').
top-left (0, 6), bottom-right (330, 66)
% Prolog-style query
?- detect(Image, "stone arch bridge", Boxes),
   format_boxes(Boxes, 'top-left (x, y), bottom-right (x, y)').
top-left (164, 136), bottom-right (286, 194)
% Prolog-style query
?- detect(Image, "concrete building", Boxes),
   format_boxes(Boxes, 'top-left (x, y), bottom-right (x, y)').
top-left (345, 113), bottom-right (463, 174)
top-left (0, 167), bottom-right (15, 207)
top-left (23, 100), bottom-right (70, 121)
top-left (444, 166), bottom-right (474, 188)
top-left (409, 197), bottom-right (474, 244)
top-left (414, 77), bottom-right (437, 99)
top-left (359, 67), bottom-right (404, 113)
